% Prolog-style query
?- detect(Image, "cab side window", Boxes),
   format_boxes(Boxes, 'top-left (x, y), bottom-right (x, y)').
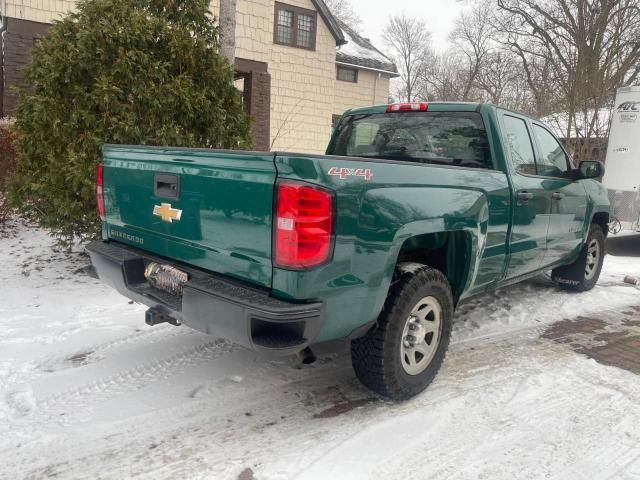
top-left (532, 124), bottom-right (570, 177)
top-left (502, 115), bottom-right (537, 175)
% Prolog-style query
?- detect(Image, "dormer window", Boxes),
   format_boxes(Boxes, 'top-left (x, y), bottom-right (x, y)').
top-left (274, 3), bottom-right (317, 51)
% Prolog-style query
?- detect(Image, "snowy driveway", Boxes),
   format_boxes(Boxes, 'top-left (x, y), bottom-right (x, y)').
top-left (2, 221), bottom-right (640, 480)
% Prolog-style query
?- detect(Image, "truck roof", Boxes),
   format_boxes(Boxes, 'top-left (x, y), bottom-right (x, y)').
top-left (345, 102), bottom-right (542, 123)
top-left (345, 102), bottom-right (484, 116)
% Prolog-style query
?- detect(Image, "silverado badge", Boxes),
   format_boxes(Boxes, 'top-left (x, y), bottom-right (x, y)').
top-left (153, 203), bottom-right (182, 223)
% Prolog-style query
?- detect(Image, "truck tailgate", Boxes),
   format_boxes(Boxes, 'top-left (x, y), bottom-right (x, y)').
top-left (102, 146), bottom-right (276, 288)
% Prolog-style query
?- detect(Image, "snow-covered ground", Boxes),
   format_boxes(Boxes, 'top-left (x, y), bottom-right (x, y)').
top-left (2, 219), bottom-right (640, 480)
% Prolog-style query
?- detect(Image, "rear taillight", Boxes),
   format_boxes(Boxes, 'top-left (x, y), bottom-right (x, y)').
top-left (386, 102), bottom-right (428, 112)
top-left (274, 182), bottom-right (334, 270)
top-left (96, 164), bottom-right (105, 221)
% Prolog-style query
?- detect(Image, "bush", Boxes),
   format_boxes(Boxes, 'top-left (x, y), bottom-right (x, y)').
top-left (7, 0), bottom-right (252, 242)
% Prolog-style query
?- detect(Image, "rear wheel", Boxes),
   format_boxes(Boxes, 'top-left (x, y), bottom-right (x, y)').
top-left (350, 265), bottom-right (453, 401)
top-left (552, 224), bottom-right (605, 292)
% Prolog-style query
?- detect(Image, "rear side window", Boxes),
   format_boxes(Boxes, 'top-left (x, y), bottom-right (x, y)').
top-left (329, 112), bottom-right (492, 169)
top-left (532, 124), bottom-right (570, 177)
top-left (502, 115), bottom-right (537, 175)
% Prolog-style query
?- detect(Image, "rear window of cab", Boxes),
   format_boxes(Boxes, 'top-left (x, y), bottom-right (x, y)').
top-left (329, 111), bottom-right (492, 170)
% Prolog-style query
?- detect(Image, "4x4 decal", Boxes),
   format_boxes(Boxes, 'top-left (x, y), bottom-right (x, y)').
top-left (328, 167), bottom-right (373, 181)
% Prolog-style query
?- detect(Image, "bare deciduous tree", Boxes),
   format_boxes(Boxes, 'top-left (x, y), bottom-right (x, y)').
top-left (382, 13), bottom-right (433, 102)
top-left (495, 0), bottom-right (640, 160)
top-left (422, 52), bottom-right (472, 101)
top-left (323, 0), bottom-right (362, 31)
top-left (474, 49), bottom-right (538, 113)
top-left (378, 0), bottom-right (638, 161)
top-left (449, 1), bottom-right (496, 101)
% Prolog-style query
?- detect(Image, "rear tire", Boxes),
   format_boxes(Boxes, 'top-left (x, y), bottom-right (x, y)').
top-left (552, 224), bottom-right (605, 292)
top-left (350, 265), bottom-right (453, 401)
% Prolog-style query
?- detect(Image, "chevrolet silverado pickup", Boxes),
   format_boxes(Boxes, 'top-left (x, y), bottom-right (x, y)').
top-left (87, 102), bottom-right (609, 400)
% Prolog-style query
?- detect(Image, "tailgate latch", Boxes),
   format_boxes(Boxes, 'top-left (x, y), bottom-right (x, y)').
top-left (154, 173), bottom-right (180, 199)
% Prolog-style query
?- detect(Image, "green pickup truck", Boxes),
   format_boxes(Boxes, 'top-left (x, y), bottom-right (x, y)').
top-left (87, 102), bottom-right (609, 400)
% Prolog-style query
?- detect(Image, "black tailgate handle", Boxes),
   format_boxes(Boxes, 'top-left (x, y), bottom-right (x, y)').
top-left (155, 173), bottom-right (180, 199)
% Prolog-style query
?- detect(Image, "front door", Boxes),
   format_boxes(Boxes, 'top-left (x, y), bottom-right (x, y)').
top-left (500, 114), bottom-right (552, 279)
top-left (530, 123), bottom-right (588, 265)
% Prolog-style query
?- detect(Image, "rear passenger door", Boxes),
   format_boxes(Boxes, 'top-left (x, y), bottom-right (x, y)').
top-left (500, 113), bottom-right (552, 279)
top-left (530, 123), bottom-right (588, 265)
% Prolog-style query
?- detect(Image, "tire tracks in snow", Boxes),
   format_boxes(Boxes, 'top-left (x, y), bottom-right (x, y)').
top-left (35, 324), bottom-right (181, 372)
top-left (2, 338), bottom-right (238, 433)
top-left (14, 361), bottom-right (368, 480)
top-left (11, 327), bottom-right (640, 480)
top-left (1, 325), bottom-right (186, 407)
top-left (10, 334), bottom-right (559, 480)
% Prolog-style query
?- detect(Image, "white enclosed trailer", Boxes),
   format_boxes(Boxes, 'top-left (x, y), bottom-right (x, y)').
top-left (602, 86), bottom-right (640, 229)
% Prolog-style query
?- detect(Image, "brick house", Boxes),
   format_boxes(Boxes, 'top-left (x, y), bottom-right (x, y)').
top-left (0, 0), bottom-right (397, 153)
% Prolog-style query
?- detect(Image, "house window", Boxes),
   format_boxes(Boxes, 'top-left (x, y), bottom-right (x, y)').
top-left (337, 66), bottom-right (358, 83)
top-left (274, 3), bottom-right (317, 50)
top-left (276, 9), bottom-right (294, 44)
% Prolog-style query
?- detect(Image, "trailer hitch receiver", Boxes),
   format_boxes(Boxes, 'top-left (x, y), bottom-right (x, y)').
top-left (145, 307), bottom-right (181, 327)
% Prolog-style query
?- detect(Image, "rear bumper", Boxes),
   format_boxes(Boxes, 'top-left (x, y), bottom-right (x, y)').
top-left (85, 240), bottom-right (324, 356)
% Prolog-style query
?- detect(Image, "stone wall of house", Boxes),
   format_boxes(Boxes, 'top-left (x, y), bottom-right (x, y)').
top-left (235, 59), bottom-right (271, 151)
top-left (332, 68), bottom-right (390, 118)
top-left (212, 0), bottom-right (338, 153)
top-left (3, 0), bottom-right (75, 23)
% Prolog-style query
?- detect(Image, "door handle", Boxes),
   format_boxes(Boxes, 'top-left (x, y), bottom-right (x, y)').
top-left (552, 192), bottom-right (565, 200)
top-left (517, 191), bottom-right (534, 203)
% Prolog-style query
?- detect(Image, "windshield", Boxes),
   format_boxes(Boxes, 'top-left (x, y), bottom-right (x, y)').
top-left (330, 111), bottom-right (492, 169)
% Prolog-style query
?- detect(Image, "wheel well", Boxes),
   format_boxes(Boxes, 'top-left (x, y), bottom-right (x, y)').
top-left (396, 231), bottom-right (472, 302)
top-left (592, 212), bottom-right (609, 238)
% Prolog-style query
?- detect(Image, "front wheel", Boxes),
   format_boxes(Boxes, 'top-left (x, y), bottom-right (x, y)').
top-left (552, 224), bottom-right (606, 292)
top-left (350, 265), bottom-right (453, 401)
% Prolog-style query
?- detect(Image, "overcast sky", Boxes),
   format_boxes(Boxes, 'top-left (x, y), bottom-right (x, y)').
top-left (348, 0), bottom-right (467, 53)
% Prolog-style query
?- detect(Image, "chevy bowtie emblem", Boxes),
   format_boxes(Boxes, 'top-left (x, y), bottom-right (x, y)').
top-left (153, 203), bottom-right (182, 223)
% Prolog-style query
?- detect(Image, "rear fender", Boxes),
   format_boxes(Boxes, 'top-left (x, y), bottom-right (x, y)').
top-left (364, 187), bottom-right (486, 316)
top-left (273, 155), bottom-right (502, 343)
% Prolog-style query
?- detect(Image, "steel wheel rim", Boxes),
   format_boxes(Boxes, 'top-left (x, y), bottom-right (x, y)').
top-left (585, 239), bottom-right (600, 280)
top-left (400, 296), bottom-right (443, 376)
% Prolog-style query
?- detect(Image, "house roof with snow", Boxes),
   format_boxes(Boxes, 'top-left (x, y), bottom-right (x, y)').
top-left (335, 20), bottom-right (398, 76)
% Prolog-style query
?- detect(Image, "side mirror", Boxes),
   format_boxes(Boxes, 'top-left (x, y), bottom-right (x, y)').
top-left (573, 161), bottom-right (604, 180)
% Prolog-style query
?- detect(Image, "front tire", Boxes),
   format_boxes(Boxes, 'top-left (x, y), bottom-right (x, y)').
top-left (350, 265), bottom-right (453, 401)
top-left (552, 224), bottom-right (605, 292)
